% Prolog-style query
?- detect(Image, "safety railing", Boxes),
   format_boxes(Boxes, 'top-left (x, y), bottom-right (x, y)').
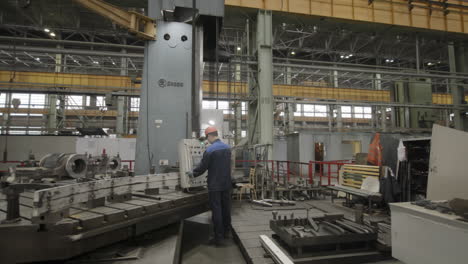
top-left (0, 161), bottom-right (25, 173)
top-left (234, 159), bottom-right (353, 187)
top-left (309, 160), bottom-right (353, 186)
top-left (121, 160), bottom-right (135, 172)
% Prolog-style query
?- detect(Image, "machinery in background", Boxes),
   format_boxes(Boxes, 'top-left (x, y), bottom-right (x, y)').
top-left (394, 78), bottom-right (440, 129)
top-left (134, 0), bottom-right (225, 175)
top-left (178, 139), bottom-right (207, 189)
top-left (397, 137), bottom-right (431, 202)
top-left (0, 146), bottom-right (209, 263)
top-left (10, 151), bottom-right (127, 182)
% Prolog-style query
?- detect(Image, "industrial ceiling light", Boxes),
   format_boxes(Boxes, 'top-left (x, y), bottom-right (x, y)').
top-left (237, 47), bottom-right (241, 51)
top-left (50, 32), bottom-right (56, 37)
top-left (208, 120), bottom-right (215, 125)
top-left (427, 62), bottom-right (433, 66)
top-left (44, 28), bottom-right (50, 33)
top-left (349, 54), bottom-right (353, 57)
top-left (290, 51), bottom-right (296, 55)
top-left (35, 57), bottom-right (40, 61)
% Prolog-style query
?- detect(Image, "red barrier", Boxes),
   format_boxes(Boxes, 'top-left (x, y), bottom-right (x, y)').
top-left (234, 159), bottom-right (353, 187)
top-left (121, 160), bottom-right (134, 172)
top-left (0, 161), bottom-right (25, 172)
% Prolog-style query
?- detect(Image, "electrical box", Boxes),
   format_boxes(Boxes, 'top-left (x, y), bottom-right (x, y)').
top-left (178, 139), bottom-right (207, 189)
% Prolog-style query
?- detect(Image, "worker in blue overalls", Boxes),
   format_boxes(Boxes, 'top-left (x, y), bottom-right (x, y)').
top-left (190, 126), bottom-right (232, 246)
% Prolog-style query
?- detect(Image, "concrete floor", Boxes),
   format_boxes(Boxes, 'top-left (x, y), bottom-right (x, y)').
top-left (66, 200), bottom-right (402, 264)
top-left (66, 212), bottom-right (245, 264)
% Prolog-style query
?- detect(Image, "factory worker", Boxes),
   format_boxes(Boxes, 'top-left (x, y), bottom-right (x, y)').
top-left (189, 126), bottom-right (232, 246)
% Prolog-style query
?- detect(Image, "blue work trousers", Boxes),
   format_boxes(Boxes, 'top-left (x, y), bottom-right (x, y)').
top-left (208, 189), bottom-right (232, 241)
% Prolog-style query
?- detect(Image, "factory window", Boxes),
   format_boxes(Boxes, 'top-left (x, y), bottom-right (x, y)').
top-left (0, 93), bottom-right (6, 107)
top-left (11, 93), bottom-right (30, 108)
top-left (67, 95), bottom-right (83, 110)
top-left (30, 94), bottom-right (46, 109)
top-left (299, 104), bottom-right (328, 117)
top-left (303, 104), bottom-right (314, 117)
top-left (96, 96), bottom-right (107, 110)
top-left (130, 97), bottom-right (140, 112)
top-left (202, 100), bottom-right (233, 114)
top-left (354, 106), bottom-right (372, 119)
top-left (241, 102), bottom-right (247, 115)
top-left (341, 106), bottom-right (372, 119)
top-left (294, 104), bottom-right (303, 116)
top-left (241, 130), bottom-right (246, 138)
top-left (8, 126), bottom-right (27, 134)
top-left (341, 106), bottom-right (352, 118)
top-left (315, 105), bottom-right (327, 117)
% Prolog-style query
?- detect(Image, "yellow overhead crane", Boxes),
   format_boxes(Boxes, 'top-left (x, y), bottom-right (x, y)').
top-left (0, 70), bottom-right (462, 105)
top-left (73, 0), bottom-right (156, 40)
top-left (226, 0), bottom-right (468, 34)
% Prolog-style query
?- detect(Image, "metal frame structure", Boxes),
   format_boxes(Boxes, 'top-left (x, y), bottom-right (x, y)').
top-left (0, 2), bottom-right (468, 137)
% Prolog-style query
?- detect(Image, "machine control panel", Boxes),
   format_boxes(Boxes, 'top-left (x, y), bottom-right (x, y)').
top-left (178, 139), bottom-right (207, 189)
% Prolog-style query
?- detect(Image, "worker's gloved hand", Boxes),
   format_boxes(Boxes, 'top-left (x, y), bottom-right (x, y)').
top-left (186, 171), bottom-right (194, 178)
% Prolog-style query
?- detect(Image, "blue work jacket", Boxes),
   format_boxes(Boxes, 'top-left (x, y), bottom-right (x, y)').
top-left (193, 139), bottom-right (232, 191)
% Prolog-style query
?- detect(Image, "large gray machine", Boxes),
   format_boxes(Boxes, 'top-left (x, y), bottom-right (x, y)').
top-left (135, 0), bottom-right (224, 174)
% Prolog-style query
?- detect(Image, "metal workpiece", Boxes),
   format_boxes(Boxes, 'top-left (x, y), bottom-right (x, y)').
top-left (263, 199), bottom-right (296, 206)
top-left (14, 152), bottom-right (126, 181)
top-left (260, 235), bottom-right (294, 264)
top-left (269, 211), bottom-right (377, 257)
top-left (39, 153), bottom-right (89, 179)
top-left (252, 199), bottom-right (273, 207)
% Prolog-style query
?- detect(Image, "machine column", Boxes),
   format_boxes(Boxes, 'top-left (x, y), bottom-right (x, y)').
top-left (116, 45), bottom-right (129, 135)
top-left (336, 106), bottom-right (343, 130)
top-left (381, 106), bottom-right (387, 132)
top-left (448, 42), bottom-right (467, 131)
top-left (46, 94), bottom-right (58, 133)
top-left (2, 93), bottom-right (12, 134)
top-left (234, 58), bottom-right (242, 145)
top-left (46, 42), bottom-right (63, 134)
top-left (256, 10), bottom-right (274, 159)
top-left (285, 67), bottom-right (294, 134)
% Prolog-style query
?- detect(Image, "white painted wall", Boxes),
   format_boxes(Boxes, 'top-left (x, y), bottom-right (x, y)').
top-left (0, 136), bottom-right (139, 172)
top-left (75, 137), bottom-right (136, 160)
top-left (0, 136), bottom-right (77, 171)
top-left (288, 132), bottom-right (373, 163)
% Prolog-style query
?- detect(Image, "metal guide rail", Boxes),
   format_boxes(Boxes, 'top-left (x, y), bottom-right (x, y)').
top-left (0, 173), bottom-right (209, 264)
top-left (30, 172), bottom-right (180, 222)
